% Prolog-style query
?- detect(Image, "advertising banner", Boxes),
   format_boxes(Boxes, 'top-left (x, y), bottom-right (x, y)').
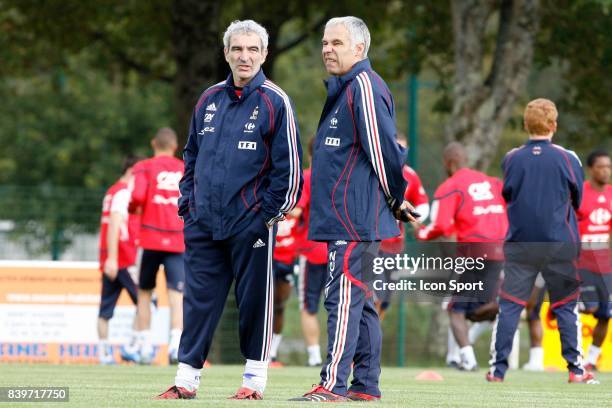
top-left (0, 261), bottom-right (170, 365)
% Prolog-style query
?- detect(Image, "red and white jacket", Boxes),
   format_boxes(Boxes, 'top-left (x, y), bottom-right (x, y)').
top-left (417, 168), bottom-right (508, 260)
top-left (99, 181), bottom-right (139, 270)
top-left (131, 156), bottom-right (184, 252)
top-left (295, 168), bottom-right (328, 265)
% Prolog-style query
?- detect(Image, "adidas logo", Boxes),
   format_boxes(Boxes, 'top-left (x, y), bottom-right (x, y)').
top-left (206, 103), bottom-right (216, 111)
top-left (335, 240), bottom-right (347, 246)
top-left (253, 238), bottom-right (266, 248)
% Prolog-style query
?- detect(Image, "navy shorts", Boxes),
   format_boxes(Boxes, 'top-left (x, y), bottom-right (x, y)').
top-left (138, 249), bottom-right (185, 292)
top-left (298, 258), bottom-right (328, 314)
top-left (449, 260), bottom-right (503, 318)
top-left (273, 260), bottom-right (294, 284)
top-left (501, 243), bottom-right (580, 306)
top-left (579, 269), bottom-right (612, 319)
top-left (99, 268), bottom-right (137, 320)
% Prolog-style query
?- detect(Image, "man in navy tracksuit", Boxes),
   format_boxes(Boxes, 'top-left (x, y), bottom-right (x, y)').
top-left (488, 98), bottom-right (597, 384)
top-left (292, 17), bottom-right (416, 402)
top-left (156, 20), bottom-right (303, 400)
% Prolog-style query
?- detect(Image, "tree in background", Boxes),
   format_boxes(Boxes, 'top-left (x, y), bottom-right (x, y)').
top-left (393, 0), bottom-right (611, 170)
top-left (447, 0), bottom-right (539, 170)
top-left (0, 0), bottom-right (339, 146)
top-left (535, 0), bottom-right (612, 152)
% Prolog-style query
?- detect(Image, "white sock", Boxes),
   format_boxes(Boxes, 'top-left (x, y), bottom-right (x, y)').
top-left (586, 345), bottom-right (602, 366)
top-left (307, 344), bottom-right (322, 365)
top-left (270, 334), bottom-right (282, 360)
top-left (138, 330), bottom-right (153, 355)
top-left (129, 331), bottom-right (138, 347)
top-left (122, 332), bottom-right (139, 354)
top-left (528, 346), bottom-right (544, 365)
top-left (242, 359), bottom-right (268, 394)
top-left (175, 362), bottom-right (201, 392)
top-left (99, 340), bottom-right (110, 358)
top-left (460, 345), bottom-right (477, 368)
top-left (468, 321), bottom-right (491, 344)
top-left (446, 328), bottom-right (460, 364)
top-left (170, 329), bottom-right (182, 351)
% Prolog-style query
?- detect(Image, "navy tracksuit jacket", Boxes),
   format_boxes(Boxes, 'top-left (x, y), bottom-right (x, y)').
top-left (490, 139), bottom-right (585, 378)
top-left (177, 70), bottom-right (302, 368)
top-left (179, 69), bottom-right (303, 240)
top-left (309, 59), bottom-right (407, 397)
top-left (502, 139), bottom-right (583, 243)
top-left (309, 59), bottom-right (407, 242)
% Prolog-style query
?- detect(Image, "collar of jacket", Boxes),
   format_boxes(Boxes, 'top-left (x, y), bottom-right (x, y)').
top-left (324, 58), bottom-right (372, 97)
top-left (224, 69), bottom-right (267, 101)
top-left (526, 138), bottom-right (552, 145)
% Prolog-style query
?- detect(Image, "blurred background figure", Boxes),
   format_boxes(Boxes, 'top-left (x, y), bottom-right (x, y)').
top-left (269, 214), bottom-right (300, 367)
top-left (374, 134), bottom-right (430, 321)
top-left (577, 150), bottom-right (611, 372)
top-left (125, 128), bottom-right (185, 365)
top-left (97, 156), bottom-right (142, 365)
top-left (522, 274), bottom-right (546, 371)
top-left (417, 142), bottom-right (507, 371)
top-left (295, 137), bottom-right (328, 367)
top-left (489, 99), bottom-right (593, 384)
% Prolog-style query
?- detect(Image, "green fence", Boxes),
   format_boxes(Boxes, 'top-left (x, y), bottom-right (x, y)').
top-left (0, 185), bottom-right (104, 260)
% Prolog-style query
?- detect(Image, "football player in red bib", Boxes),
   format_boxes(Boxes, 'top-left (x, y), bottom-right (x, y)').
top-left (577, 150), bottom-right (611, 371)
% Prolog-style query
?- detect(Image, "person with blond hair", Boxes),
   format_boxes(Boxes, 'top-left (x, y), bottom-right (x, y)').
top-left (487, 99), bottom-right (597, 384)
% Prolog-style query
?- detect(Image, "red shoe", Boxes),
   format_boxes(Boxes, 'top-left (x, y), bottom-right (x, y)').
top-left (568, 371), bottom-right (599, 384)
top-left (228, 386), bottom-right (263, 400)
top-left (485, 372), bottom-right (503, 382)
top-left (154, 385), bottom-right (196, 400)
top-left (289, 385), bottom-right (348, 402)
top-left (583, 363), bottom-right (597, 372)
top-left (347, 390), bottom-right (381, 401)
top-left (269, 360), bottom-right (285, 368)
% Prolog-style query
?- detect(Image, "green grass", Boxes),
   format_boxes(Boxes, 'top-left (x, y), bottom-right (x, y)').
top-left (0, 364), bottom-right (610, 407)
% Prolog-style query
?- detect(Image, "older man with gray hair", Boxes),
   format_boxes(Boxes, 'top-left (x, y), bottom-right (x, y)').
top-left (291, 16), bottom-right (417, 402)
top-left (155, 19), bottom-right (302, 400)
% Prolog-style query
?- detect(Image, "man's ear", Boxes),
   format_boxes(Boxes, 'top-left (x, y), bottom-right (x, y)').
top-left (354, 42), bottom-right (365, 57)
top-left (261, 48), bottom-right (268, 64)
top-left (224, 47), bottom-right (230, 63)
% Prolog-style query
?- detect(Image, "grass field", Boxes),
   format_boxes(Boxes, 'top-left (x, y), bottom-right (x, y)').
top-left (0, 364), bottom-right (610, 407)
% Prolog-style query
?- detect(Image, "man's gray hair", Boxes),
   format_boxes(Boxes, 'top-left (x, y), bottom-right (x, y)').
top-left (223, 20), bottom-right (269, 51)
top-left (325, 16), bottom-right (370, 58)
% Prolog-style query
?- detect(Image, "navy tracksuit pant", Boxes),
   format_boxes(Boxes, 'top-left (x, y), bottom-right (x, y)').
top-left (489, 244), bottom-right (584, 378)
top-left (320, 240), bottom-right (382, 397)
top-left (178, 214), bottom-right (275, 369)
